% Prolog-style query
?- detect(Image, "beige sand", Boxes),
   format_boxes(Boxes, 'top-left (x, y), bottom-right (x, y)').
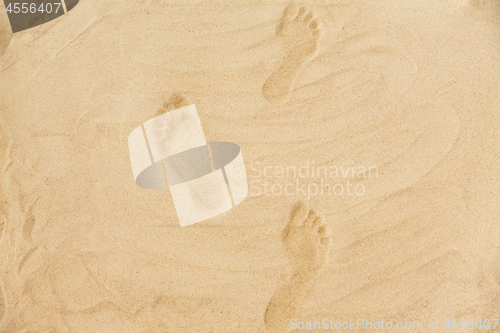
top-left (1, 0), bottom-right (500, 332)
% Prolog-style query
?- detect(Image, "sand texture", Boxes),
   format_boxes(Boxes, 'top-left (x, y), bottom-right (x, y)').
top-left (1, 0), bottom-right (500, 332)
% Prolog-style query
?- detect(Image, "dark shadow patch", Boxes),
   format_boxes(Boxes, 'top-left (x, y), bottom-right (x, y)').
top-left (65, 0), bottom-right (79, 12)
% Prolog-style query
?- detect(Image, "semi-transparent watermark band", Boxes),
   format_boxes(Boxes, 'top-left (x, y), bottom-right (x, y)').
top-left (128, 105), bottom-right (248, 227)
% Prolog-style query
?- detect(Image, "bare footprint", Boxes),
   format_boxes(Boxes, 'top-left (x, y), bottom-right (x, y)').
top-left (265, 202), bottom-right (332, 333)
top-left (452, 0), bottom-right (500, 19)
top-left (283, 202), bottom-right (332, 273)
top-left (156, 93), bottom-right (191, 115)
top-left (263, 4), bottom-right (323, 106)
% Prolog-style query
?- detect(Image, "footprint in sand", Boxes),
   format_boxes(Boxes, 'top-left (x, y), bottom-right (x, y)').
top-left (156, 92), bottom-right (191, 115)
top-left (265, 202), bottom-right (332, 333)
top-left (263, 4), bottom-right (323, 106)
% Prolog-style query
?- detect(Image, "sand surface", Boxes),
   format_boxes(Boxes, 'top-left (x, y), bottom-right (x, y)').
top-left (1, 0), bottom-right (500, 332)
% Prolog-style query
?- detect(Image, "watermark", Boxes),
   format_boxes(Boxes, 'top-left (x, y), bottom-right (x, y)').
top-left (291, 319), bottom-right (422, 330)
top-left (249, 161), bottom-right (378, 200)
top-left (4, 0), bottom-right (79, 33)
top-left (128, 105), bottom-right (248, 227)
top-left (290, 318), bottom-right (499, 330)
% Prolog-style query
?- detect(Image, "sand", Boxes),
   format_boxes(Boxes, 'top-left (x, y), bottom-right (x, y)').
top-left (1, 0), bottom-right (500, 332)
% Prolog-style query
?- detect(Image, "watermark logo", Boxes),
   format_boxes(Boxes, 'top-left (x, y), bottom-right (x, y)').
top-left (249, 161), bottom-right (378, 199)
top-left (4, 0), bottom-right (79, 33)
top-left (128, 105), bottom-right (248, 227)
